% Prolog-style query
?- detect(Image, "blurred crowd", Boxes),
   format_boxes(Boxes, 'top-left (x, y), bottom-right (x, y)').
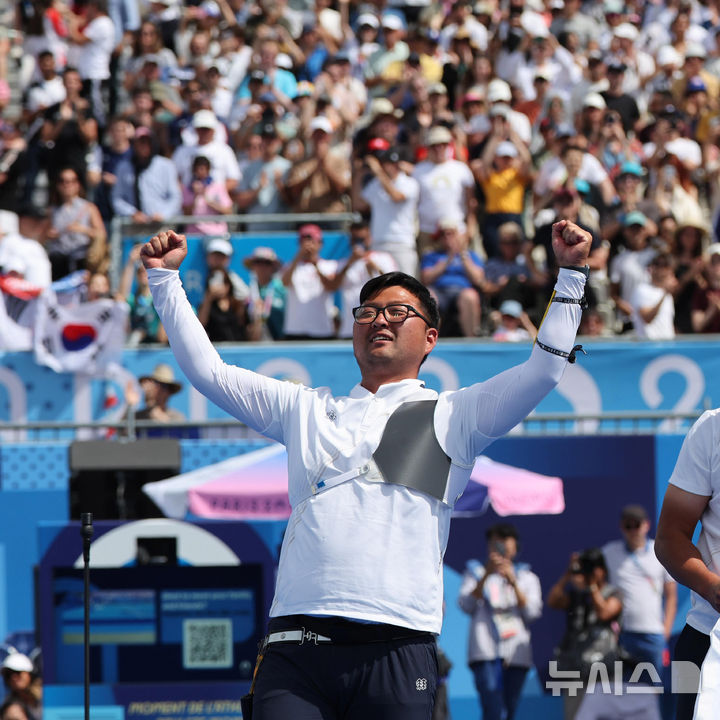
top-left (2, 0), bottom-right (720, 341)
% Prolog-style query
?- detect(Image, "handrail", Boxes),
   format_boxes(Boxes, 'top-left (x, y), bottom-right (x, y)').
top-left (0, 410), bottom-right (704, 441)
top-left (109, 211), bottom-right (360, 288)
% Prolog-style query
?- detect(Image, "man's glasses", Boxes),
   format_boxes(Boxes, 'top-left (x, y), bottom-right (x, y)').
top-left (352, 303), bottom-right (432, 326)
top-left (622, 521), bottom-right (642, 530)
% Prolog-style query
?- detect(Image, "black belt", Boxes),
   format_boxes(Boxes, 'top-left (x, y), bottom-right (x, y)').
top-left (265, 614), bottom-right (434, 645)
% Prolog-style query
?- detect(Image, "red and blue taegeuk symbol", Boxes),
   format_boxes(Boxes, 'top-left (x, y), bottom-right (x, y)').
top-left (61, 324), bottom-right (97, 351)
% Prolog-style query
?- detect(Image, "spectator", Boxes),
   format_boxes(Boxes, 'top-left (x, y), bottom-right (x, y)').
top-left (280, 223), bottom-right (338, 340)
top-left (602, 505), bottom-right (677, 688)
top-left (0, 699), bottom-right (32, 720)
top-left (600, 60), bottom-right (640, 136)
top-left (116, 244), bottom-right (168, 346)
top-left (204, 236), bottom-right (248, 304)
top-left (198, 267), bottom-right (249, 342)
top-left (0, 120), bottom-right (28, 214)
top-left (0, 654), bottom-right (40, 720)
top-left (284, 116), bottom-right (351, 214)
top-left (420, 217), bottom-right (485, 337)
top-left (63, 0), bottom-right (115, 128)
top-left (129, 363), bottom-right (186, 424)
top-left (94, 115), bottom-right (134, 222)
top-left (547, 549), bottom-right (623, 720)
top-left (671, 218), bottom-right (708, 334)
top-left (122, 20), bottom-right (178, 95)
top-left (364, 13), bottom-right (409, 99)
top-left (0, 212), bottom-right (52, 290)
top-left (471, 126), bottom-right (533, 259)
top-left (172, 110), bottom-right (241, 195)
top-left (458, 523), bottom-right (542, 720)
top-left (608, 210), bottom-right (658, 330)
top-left (629, 252), bottom-right (678, 340)
top-left (352, 148), bottom-right (420, 277)
top-left (23, 50), bottom-right (66, 127)
top-left (484, 221), bottom-right (544, 315)
top-left (235, 37), bottom-right (298, 112)
top-left (243, 246), bottom-right (286, 342)
top-left (691, 243), bottom-right (720, 333)
top-left (42, 166), bottom-right (107, 281)
top-left (112, 126), bottom-right (182, 226)
top-left (182, 155), bottom-right (233, 236)
top-left (234, 121), bottom-right (291, 230)
top-left (413, 125), bottom-right (476, 255)
top-left (328, 220), bottom-right (396, 339)
top-left (491, 299), bottom-right (536, 342)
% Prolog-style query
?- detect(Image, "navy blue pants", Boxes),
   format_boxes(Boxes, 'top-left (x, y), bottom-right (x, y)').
top-left (252, 618), bottom-right (439, 720)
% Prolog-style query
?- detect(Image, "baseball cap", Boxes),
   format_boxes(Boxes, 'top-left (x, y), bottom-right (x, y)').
top-left (298, 223), bottom-right (322, 240)
top-left (623, 210), bottom-right (647, 227)
top-left (437, 216), bottom-right (459, 232)
top-left (243, 246), bottom-right (281, 269)
top-left (553, 186), bottom-right (578, 203)
top-left (489, 102), bottom-right (510, 118)
top-left (427, 126), bottom-right (453, 145)
top-left (583, 92), bottom-right (607, 110)
top-left (193, 110), bottom-right (218, 129)
top-left (686, 75), bottom-right (707, 93)
top-left (613, 22), bottom-right (638, 40)
top-left (206, 237), bottom-right (233, 256)
top-left (309, 116), bottom-right (334, 134)
top-left (367, 137), bottom-right (391, 153)
top-left (707, 242), bottom-right (720, 258)
top-left (2, 653), bottom-right (34, 674)
top-left (657, 46), bottom-right (681, 67)
top-left (487, 78), bottom-right (512, 103)
top-left (356, 12), bottom-right (379, 28)
top-left (381, 13), bottom-right (405, 31)
top-left (462, 89), bottom-right (485, 103)
top-left (429, 83), bottom-right (448, 96)
top-left (499, 299), bottom-right (523, 318)
top-left (618, 161), bottom-right (644, 177)
top-left (685, 42), bottom-right (707, 60)
top-left (495, 141), bottom-right (518, 157)
top-left (134, 126), bottom-right (152, 139)
top-left (603, 0), bottom-right (624, 13)
top-left (607, 58), bottom-right (627, 73)
top-left (621, 504), bottom-right (648, 523)
top-left (249, 69), bottom-right (266, 83)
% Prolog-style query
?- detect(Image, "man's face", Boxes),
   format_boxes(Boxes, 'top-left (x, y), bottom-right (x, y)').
top-left (621, 516), bottom-right (649, 543)
top-left (353, 285), bottom-right (437, 378)
top-left (207, 251), bottom-right (230, 270)
top-left (488, 534), bottom-right (518, 560)
top-left (428, 142), bottom-right (448, 163)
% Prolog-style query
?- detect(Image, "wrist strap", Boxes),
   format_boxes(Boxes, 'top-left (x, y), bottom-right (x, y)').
top-left (560, 265), bottom-right (590, 278)
top-left (535, 340), bottom-right (587, 364)
top-left (553, 295), bottom-right (588, 310)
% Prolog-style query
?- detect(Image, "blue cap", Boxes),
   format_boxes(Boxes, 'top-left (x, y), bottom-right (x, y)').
top-left (574, 178), bottom-right (590, 195)
top-left (618, 161), bottom-right (644, 177)
top-left (623, 210), bottom-right (647, 227)
top-left (686, 75), bottom-right (707, 94)
top-left (499, 299), bottom-right (523, 318)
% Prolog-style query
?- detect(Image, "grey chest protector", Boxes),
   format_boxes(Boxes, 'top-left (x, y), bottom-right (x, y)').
top-left (309, 399), bottom-right (453, 505)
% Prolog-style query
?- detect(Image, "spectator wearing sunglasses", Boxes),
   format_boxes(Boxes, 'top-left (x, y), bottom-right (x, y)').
top-left (602, 505), bottom-right (677, 684)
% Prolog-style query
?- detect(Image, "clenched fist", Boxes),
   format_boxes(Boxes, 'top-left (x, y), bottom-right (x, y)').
top-left (551, 220), bottom-right (592, 269)
top-left (140, 230), bottom-right (188, 271)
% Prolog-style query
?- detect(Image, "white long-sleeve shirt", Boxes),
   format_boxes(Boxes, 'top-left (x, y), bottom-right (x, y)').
top-left (148, 267), bottom-right (585, 633)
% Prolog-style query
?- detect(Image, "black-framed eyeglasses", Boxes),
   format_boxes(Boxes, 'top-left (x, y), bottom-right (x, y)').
top-left (622, 521), bottom-right (641, 530)
top-left (352, 303), bottom-right (432, 325)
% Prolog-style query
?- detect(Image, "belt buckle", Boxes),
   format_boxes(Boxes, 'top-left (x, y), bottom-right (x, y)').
top-left (300, 627), bottom-right (319, 645)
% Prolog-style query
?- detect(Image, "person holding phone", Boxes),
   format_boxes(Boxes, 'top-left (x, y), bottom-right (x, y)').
top-left (458, 524), bottom-right (543, 720)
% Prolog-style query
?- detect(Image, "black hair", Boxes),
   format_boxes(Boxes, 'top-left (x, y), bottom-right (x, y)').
top-left (359, 272), bottom-right (440, 329)
top-left (485, 523), bottom-right (519, 541)
top-left (350, 219), bottom-right (369, 232)
top-left (192, 155), bottom-right (211, 170)
top-left (577, 547), bottom-right (607, 575)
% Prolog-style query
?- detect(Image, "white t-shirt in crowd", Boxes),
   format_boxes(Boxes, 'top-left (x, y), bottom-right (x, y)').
top-left (603, 538), bottom-right (674, 634)
top-left (630, 282), bottom-right (675, 339)
top-left (534, 153), bottom-right (610, 197)
top-left (172, 141), bottom-right (242, 187)
top-left (609, 247), bottom-right (656, 305)
top-left (668, 408), bottom-right (720, 635)
top-left (282, 259), bottom-right (339, 337)
top-left (362, 172), bottom-right (419, 249)
top-left (413, 159), bottom-right (475, 234)
top-left (78, 15), bottom-right (115, 81)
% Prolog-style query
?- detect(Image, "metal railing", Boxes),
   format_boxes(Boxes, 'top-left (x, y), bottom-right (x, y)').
top-left (0, 410), bottom-right (705, 444)
top-left (109, 211), bottom-right (359, 288)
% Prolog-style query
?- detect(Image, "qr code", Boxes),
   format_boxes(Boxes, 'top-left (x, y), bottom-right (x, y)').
top-left (183, 618), bottom-right (233, 669)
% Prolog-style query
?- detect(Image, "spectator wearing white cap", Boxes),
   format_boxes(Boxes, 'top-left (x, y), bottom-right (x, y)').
top-left (412, 125), bottom-right (476, 255)
top-left (438, 1), bottom-right (488, 55)
top-left (645, 46), bottom-right (683, 100)
top-left (471, 118), bottom-right (533, 259)
top-left (172, 109), bottom-right (241, 193)
top-left (364, 13), bottom-right (409, 97)
top-left (0, 212), bottom-right (51, 290)
top-left (204, 236), bottom-right (249, 303)
top-left (512, 30), bottom-right (581, 107)
top-left (284, 116), bottom-right (351, 214)
top-left (1, 653), bottom-right (41, 720)
top-left (608, 22), bottom-right (655, 96)
top-left (486, 79), bottom-right (532, 144)
top-left (671, 42), bottom-right (719, 107)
